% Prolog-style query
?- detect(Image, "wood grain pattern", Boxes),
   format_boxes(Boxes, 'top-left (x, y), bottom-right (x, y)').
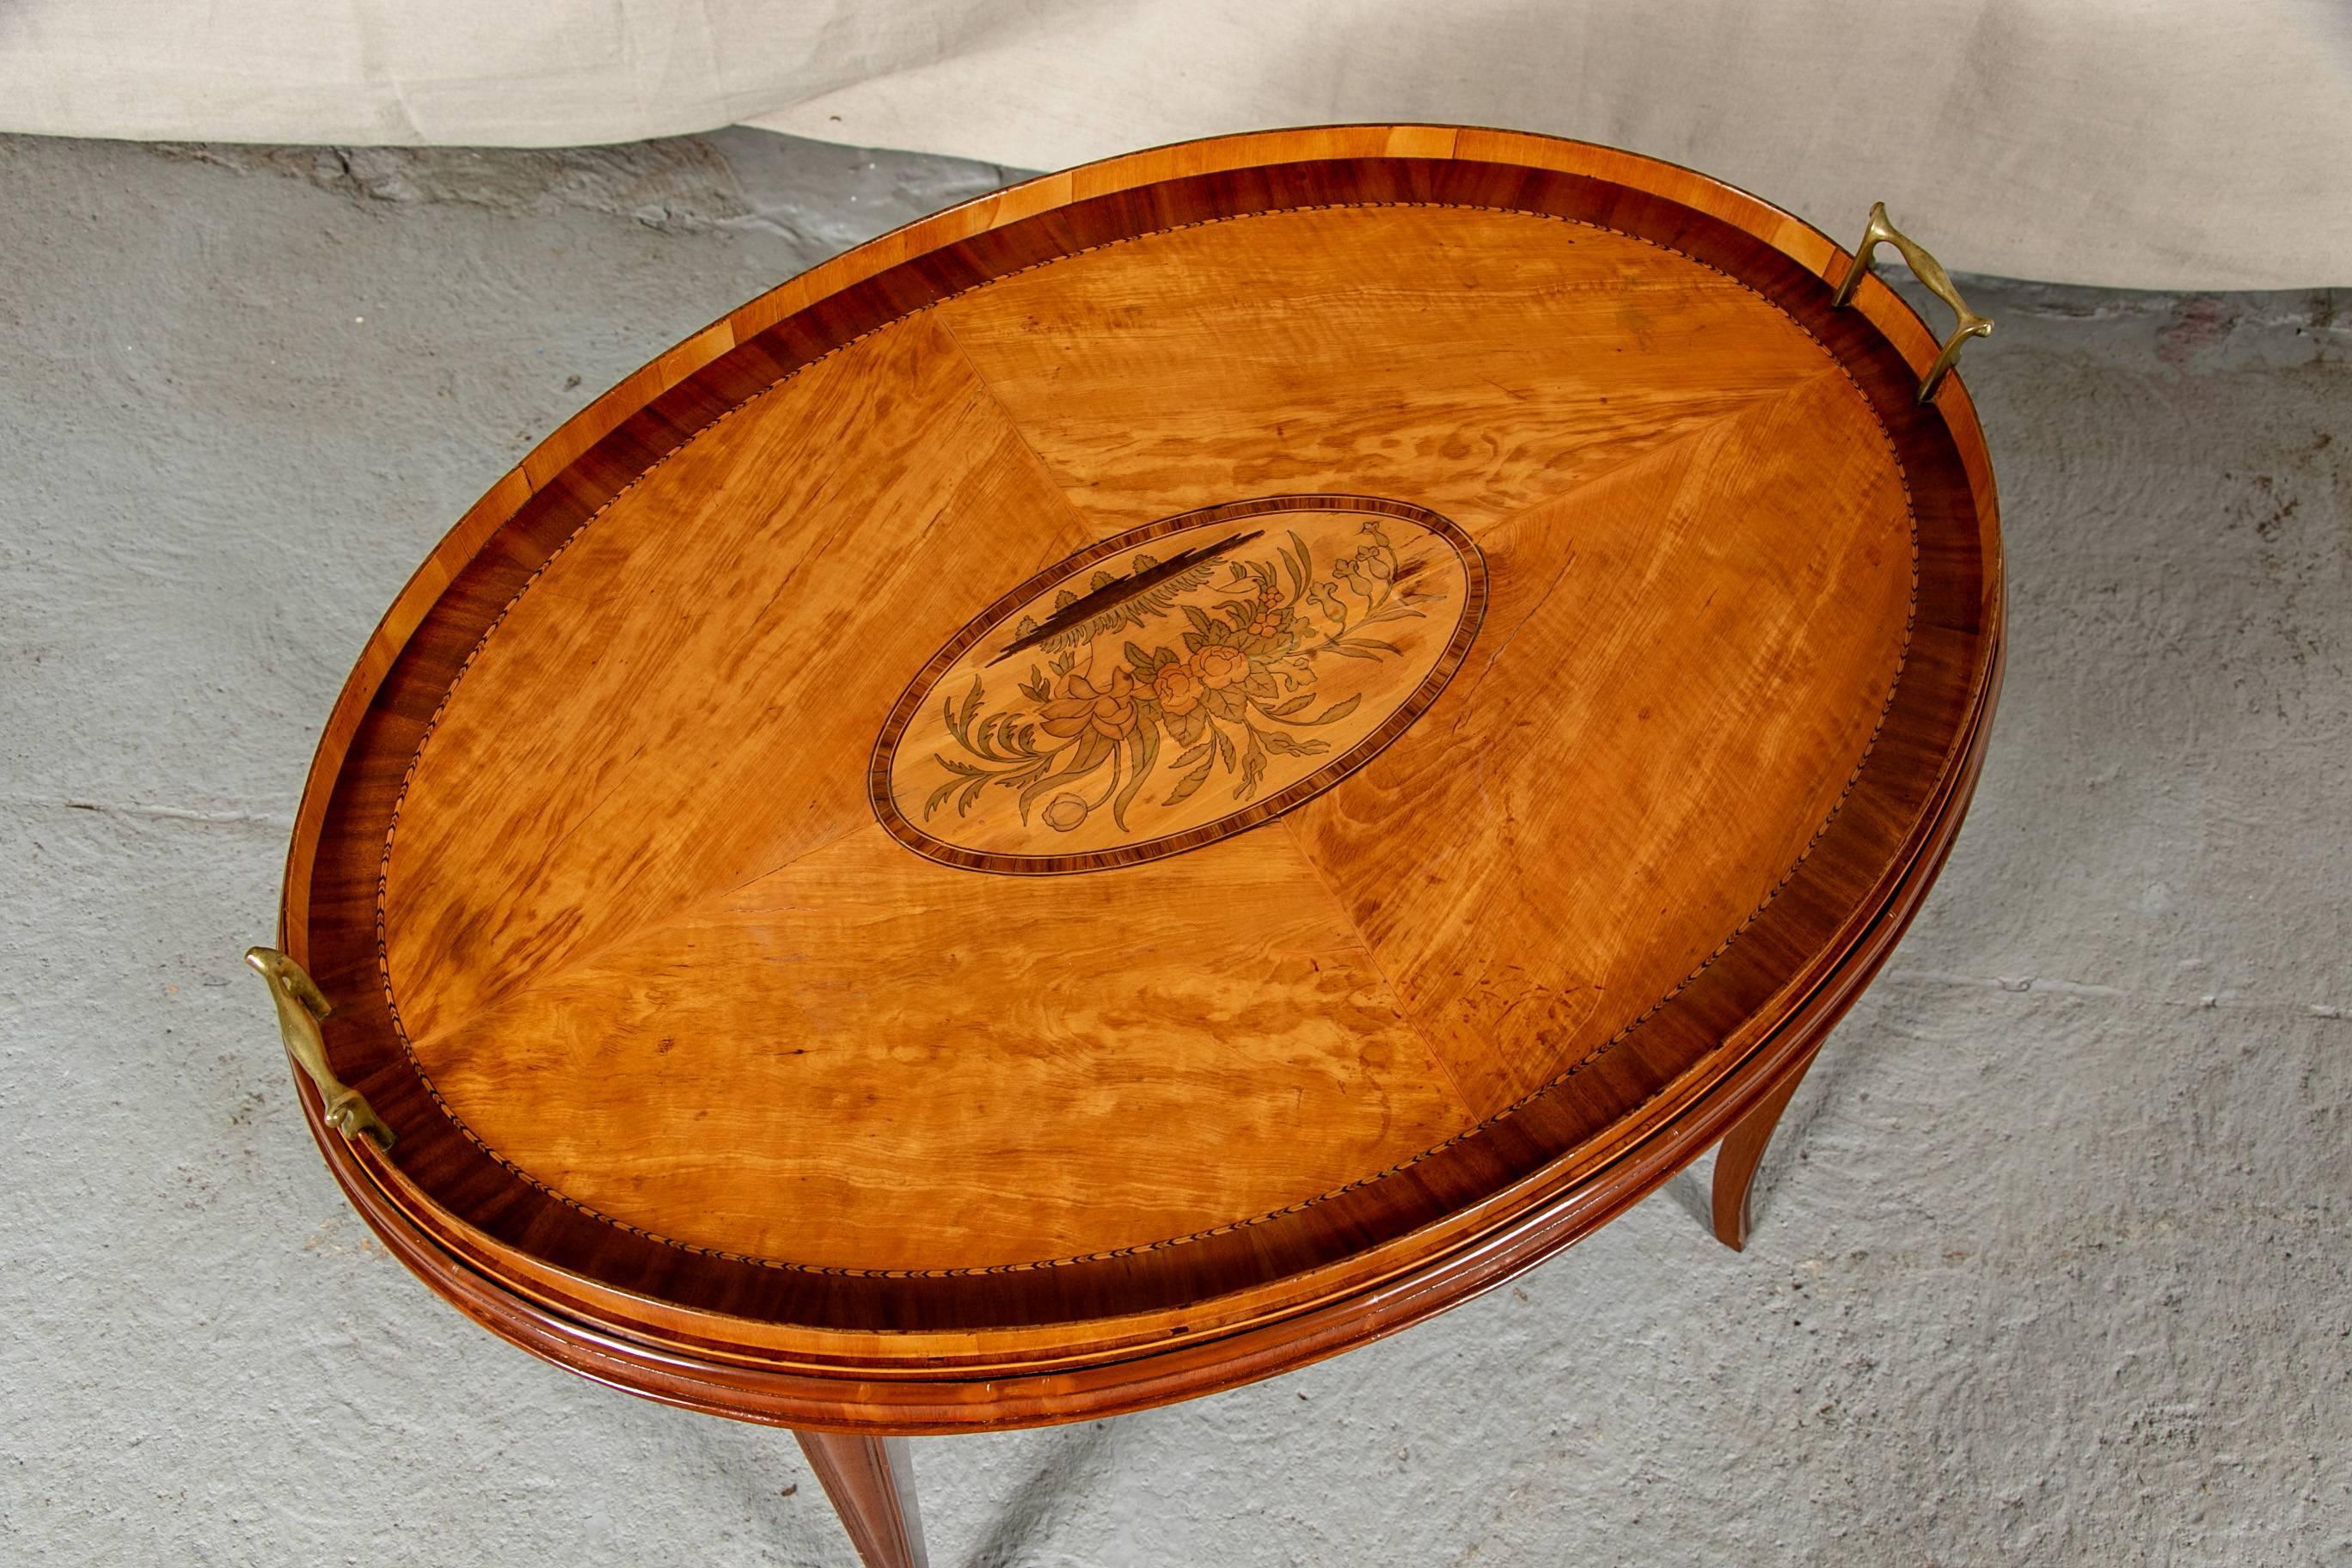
top-left (271, 127), bottom-right (2002, 1433)
top-left (407, 823), bottom-right (1473, 1271)
top-left (380, 314), bottom-right (1099, 1049)
top-left (1283, 365), bottom-right (1914, 1112)
top-left (934, 204), bottom-right (1832, 536)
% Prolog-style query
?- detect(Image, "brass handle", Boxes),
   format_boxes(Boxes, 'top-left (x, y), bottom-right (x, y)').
top-left (244, 947), bottom-right (395, 1152)
top-left (1831, 201), bottom-right (1992, 404)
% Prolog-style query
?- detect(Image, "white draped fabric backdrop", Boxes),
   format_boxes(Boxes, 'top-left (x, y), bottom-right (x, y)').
top-left (3, 0), bottom-right (2346, 289)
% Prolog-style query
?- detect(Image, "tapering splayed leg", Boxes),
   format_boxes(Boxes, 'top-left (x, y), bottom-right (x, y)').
top-left (793, 1430), bottom-right (928, 1568)
top-left (1710, 1044), bottom-right (1824, 1252)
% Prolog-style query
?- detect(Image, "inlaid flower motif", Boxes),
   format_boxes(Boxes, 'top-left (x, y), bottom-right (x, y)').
top-left (1338, 545), bottom-right (1393, 592)
top-left (1192, 644), bottom-right (1250, 689)
top-left (1307, 579), bottom-right (1344, 626)
top-left (1152, 661), bottom-right (1206, 716)
top-left (1042, 794), bottom-right (1089, 831)
top-left (1040, 668), bottom-right (1136, 740)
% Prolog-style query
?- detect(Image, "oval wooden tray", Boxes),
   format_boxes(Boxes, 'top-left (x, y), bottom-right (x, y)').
top-left (275, 126), bottom-right (2001, 1432)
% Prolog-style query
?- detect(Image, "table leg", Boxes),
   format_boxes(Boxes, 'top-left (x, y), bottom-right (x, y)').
top-left (1709, 1042), bottom-right (1824, 1252)
top-left (793, 1430), bottom-right (928, 1568)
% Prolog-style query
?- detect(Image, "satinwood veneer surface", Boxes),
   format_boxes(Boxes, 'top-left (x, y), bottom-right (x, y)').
top-left (280, 126), bottom-right (2000, 1430)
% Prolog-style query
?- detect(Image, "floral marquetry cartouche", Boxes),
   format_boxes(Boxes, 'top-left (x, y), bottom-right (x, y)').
top-left (869, 495), bottom-right (1486, 873)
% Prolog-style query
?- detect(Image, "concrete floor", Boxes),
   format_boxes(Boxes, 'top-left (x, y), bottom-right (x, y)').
top-left (1, 130), bottom-right (2345, 1567)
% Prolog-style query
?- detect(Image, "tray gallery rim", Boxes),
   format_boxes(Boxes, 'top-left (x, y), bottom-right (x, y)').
top-left (267, 123), bottom-right (2004, 1427)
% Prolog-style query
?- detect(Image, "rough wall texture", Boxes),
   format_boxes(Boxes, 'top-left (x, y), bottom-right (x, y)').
top-left (0, 132), bottom-right (2344, 1567)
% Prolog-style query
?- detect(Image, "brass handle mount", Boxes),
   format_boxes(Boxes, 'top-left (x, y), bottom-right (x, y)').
top-left (244, 946), bottom-right (395, 1152)
top-left (1831, 201), bottom-right (1992, 404)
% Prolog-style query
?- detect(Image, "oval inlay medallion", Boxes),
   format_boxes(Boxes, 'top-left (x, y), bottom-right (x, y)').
top-left (870, 494), bottom-right (1486, 873)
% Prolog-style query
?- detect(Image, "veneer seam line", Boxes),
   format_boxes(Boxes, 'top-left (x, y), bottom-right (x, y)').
top-left (1276, 812), bottom-right (1484, 1122)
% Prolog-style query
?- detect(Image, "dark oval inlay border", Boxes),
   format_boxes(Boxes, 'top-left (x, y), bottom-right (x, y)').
top-left (869, 493), bottom-right (1489, 875)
